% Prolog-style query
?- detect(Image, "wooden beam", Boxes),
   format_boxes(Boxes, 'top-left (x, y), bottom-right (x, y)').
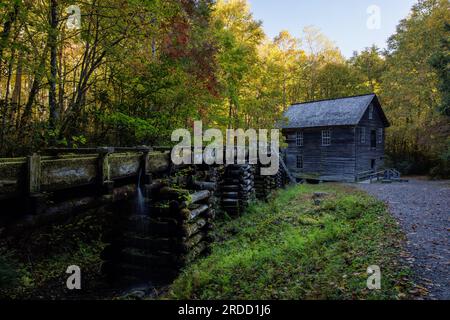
top-left (27, 153), bottom-right (41, 194)
top-left (98, 147), bottom-right (113, 193)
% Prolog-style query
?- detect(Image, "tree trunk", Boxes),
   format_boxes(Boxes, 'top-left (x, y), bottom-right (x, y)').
top-left (0, 50), bottom-right (15, 150)
top-left (21, 46), bottom-right (48, 129)
top-left (48, 0), bottom-right (59, 132)
top-left (11, 50), bottom-right (23, 105)
top-left (0, 1), bottom-right (20, 64)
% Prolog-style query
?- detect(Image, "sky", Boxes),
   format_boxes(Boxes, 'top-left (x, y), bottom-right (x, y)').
top-left (247, 0), bottom-right (417, 57)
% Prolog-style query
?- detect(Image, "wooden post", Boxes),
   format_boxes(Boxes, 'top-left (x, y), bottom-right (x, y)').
top-left (140, 146), bottom-right (153, 185)
top-left (27, 153), bottom-right (49, 215)
top-left (97, 147), bottom-right (114, 194)
top-left (27, 153), bottom-right (41, 194)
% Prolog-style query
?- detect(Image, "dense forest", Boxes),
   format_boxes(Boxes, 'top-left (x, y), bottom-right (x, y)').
top-left (0, 0), bottom-right (449, 176)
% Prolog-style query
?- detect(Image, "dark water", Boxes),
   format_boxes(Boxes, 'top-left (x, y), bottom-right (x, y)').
top-left (123, 168), bottom-right (158, 296)
top-left (135, 169), bottom-right (147, 216)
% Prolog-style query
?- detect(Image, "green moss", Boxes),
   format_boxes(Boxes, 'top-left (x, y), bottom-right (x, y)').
top-left (154, 201), bottom-right (171, 209)
top-left (167, 184), bottom-right (413, 300)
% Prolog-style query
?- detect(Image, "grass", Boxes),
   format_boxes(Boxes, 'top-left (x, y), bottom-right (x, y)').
top-left (0, 210), bottom-right (109, 299)
top-left (0, 242), bottom-right (105, 299)
top-left (167, 184), bottom-right (413, 300)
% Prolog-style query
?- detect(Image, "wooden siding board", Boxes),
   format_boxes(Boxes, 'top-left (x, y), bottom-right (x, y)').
top-left (355, 103), bottom-right (386, 174)
top-left (283, 126), bottom-right (356, 181)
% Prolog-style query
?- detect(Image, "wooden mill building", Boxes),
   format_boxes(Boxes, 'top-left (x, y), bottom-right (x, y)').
top-left (281, 94), bottom-right (390, 182)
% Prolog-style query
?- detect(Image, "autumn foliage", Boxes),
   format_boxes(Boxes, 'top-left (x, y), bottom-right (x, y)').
top-left (0, 0), bottom-right (448, 176)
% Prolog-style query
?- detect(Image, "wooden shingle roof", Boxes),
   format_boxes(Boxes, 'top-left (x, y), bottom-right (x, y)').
top-left (280, 94), bottom-right (390, 129)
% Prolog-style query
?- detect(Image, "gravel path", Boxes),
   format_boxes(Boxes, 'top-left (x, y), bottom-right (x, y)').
top-left (355, 179), bottom-right (450, 300)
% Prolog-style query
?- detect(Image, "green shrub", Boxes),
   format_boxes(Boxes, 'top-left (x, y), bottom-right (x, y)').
top-left (0, 255), bottom-right (19, 289)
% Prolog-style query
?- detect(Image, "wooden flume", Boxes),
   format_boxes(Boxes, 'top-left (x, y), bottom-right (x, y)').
top-left (0, 147), bottom-right (291, 284)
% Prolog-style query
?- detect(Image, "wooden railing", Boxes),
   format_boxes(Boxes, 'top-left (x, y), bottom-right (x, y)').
top-left (0, 148), bottom-right (171, 199)
top-left (356, 170), bottom-right (384, 183)
top-left (274, 148), bottom-right (298, 184)
top-left (355, 168), bottom-right (401, 183)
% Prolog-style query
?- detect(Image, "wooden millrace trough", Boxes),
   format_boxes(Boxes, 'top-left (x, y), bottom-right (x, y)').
top-left (0, 147), bottom-right (291, 285)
